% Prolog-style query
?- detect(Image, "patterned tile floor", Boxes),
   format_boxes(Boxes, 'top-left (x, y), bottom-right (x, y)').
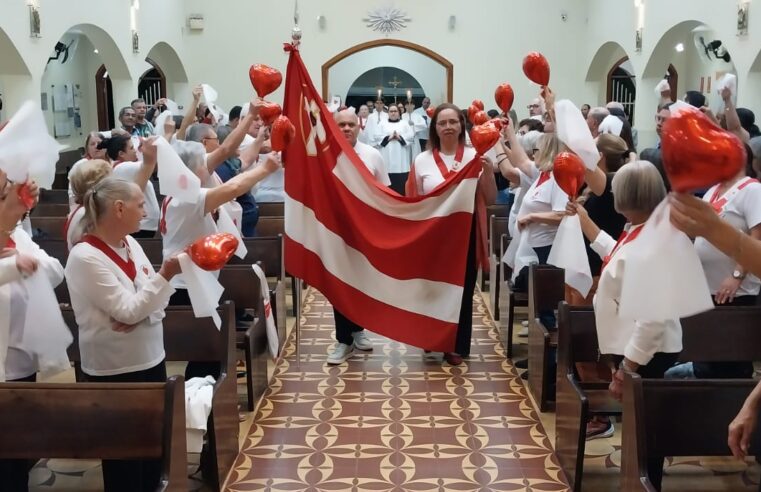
top-left (225, 288), bottom-right (569, 492)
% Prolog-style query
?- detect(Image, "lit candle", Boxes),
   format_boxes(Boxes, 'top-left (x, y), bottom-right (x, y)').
top-left (377, 89), bottom-right (382, 99)
top-left (407, 90), bottom-right (412, 101)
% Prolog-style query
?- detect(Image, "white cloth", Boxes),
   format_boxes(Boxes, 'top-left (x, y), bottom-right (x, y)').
top-left (364, 111), bottom-right (388, 148)
top-left (402, 113), bottom-right (427, 163)
top-left (548, 214), bottom-right (593, 297)
top-left (598, 115), bottom-right (624, 137)
top-left (155, 136), bottom-right (201, 203)
top-left (184, 375), bottom-right (215, 453)
top-left (354, 141), bottom-right (391, 186)
top-left (412, 147), bottom-right (478, 195)
top-left (412, 107), bottom-right (431, 141)
top-left (64, 235), bottom-right (174, 376)
top-left (555, 99), bottom-right (599, 170)
top-left (162, 188), bottom-right (218, 290)
top-left (516, 173), bottom-right (568, 248)
top-left (177, 252), bottom-right (224, 329)
top-left (1, 228), bottom-right (68, 382)
top-left (695, 180), bottom-right (761, 296)
top-left (252, 264), bottom-right (279, 360)
top-left (111, 161), bottom-right (160, 232)
top-left (377, 120), bottom-right (414, 174)
top-left (591, 226), bottom-right (682, 365)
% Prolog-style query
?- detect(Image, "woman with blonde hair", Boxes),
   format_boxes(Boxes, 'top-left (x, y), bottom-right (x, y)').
top-left (65, 159), bottom-right (112, 249)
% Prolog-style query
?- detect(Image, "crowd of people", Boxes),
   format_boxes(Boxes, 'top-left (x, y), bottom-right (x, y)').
top-left (3, 72), bottom-right (761, 490)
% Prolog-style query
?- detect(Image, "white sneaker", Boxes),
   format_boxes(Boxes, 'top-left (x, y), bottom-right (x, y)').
top-left (353, 330), bottom-right (373, 351)
top-left (327, 343), bottom-right (355, 365)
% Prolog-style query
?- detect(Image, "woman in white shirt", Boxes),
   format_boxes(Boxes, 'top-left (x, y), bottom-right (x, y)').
top-left (67, 132), bottom-right (107, 211)
top-left (65, 159), bottom-right (112, 249)
top-left (64, 177), bottom-right (180, 492)
top-left (378, 104), bottom-right (415, 195)
top-left (407, 104), bottom-right (497, 365)
top-left (568, 161), bottom-right (680, 456)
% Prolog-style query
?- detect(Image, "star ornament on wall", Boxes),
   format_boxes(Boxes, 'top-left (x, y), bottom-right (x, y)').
top-left (363, 7), bottom-right (411, 34)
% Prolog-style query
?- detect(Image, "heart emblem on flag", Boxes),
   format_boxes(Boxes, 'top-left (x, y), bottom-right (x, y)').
top-left (186, 232), bottom-right (239, 271)
top-left (523, 52), bottom-right (551, 86)
top-left (249, 64), bottom-right (283, 98)
top-left (259, 101), bottom-right (282, 126)
top-left (271, 115), bottom-right (296, 152)
top-left (470, 121), bottom-right (500, 155)
top-left (553, 152), bottom-right (586, 200)
top-left (661, 107), bottom-right (746, 193)
top-left (494, 83), bottom-right (515, 113)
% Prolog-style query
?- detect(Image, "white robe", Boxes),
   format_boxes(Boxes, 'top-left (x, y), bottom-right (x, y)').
top-left (402, 113), bottom-right (428, 163)
top-left (377, 119), bottom-right (415, 174)
top-left (364, 111), bottom-right (388, 148)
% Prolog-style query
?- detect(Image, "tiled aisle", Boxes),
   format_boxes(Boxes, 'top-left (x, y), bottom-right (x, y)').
top-left (225, 288), bottom-right (569, 491)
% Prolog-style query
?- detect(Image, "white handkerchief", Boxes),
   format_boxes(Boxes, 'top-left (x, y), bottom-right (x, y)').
top-left (20, 271), bottom-right (72, 378)
top-left (619, 200), bottom-right (713, 322)
top-left (155, 136), bottom-right (201, 202)
top-left (178, 252), bottom-right (224, 328)
top-left (502, 227), bottom-right (538, 283)
top-left (717, 73), bottom-right (737, 96)
top-left (555, 99), bottom-right (599, 170)
top-left (164, 99), bottom-right (180, 114)
top-left (0, 101), bottom-right (66, 188)
top-left (252, 264), bottom-right (279, 360)
top-left (216, 205), bottom-right (247, 259)
top-left (547, 215), bottom-right (593, 297)
top-left (201, 84), bottom-right (218, 104)
top-left (155, 110), bottom-right (174, 137)
top-left (654, 79), bottom-right (670, 95)
top-left (669, 100), bottom-right (695, 117)
top-left (598, 115), bottom-right (624, 137)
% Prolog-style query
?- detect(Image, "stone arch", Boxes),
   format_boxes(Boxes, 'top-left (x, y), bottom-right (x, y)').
top-left (41, 23), bottom-right (131, 81)
top-left (144, 41), bottom-right (189, 99)
top-left (585, 41), bottom-right (630, 83)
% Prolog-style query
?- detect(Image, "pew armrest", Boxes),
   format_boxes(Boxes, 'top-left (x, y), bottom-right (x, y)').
top-left (555, 372), bottom-right (588, 491)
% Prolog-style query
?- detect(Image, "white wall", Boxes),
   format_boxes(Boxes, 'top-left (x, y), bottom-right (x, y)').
top-left (328, 46), bottom-right (447, 105)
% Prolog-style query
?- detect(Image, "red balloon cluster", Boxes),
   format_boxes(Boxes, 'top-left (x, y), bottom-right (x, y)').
top-left (470, 120), bottom-right (501, 155)
top-left (249, 64), bottom-right (283, 98)
top-left (553, 152), bottom-right (586, 199)
top-left (258, 100), bottom-right (282, 126)
top-left (187, 233), bottom-right (239, 271)
top-left (661, 108), bottom-right (746, 193)
top-left (523, 52), bottom-right (551, 86)
top-left (271, 115), bottom-right (296, 152)
top-left (425, 106), bottom-right (436, 119)
top-left (494, 83), bottom-right (515, 113)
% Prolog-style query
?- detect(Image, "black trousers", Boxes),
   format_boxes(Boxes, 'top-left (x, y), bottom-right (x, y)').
top-left (169, 289), bottom-right (221, 380)
top-left (389, 173), bottom-right (409, 195)
top-left (513, 244), bottom-right (556, 330)
top-left (334, 309), bottom-right (364, 345)
top-left (84, 361), bottom-right (167, 492)
top-left (0, 374), bottom-right (36, 492)
top-left (418, 139), bottom-right (428, 151)
top-left (610, 352), bottom-right (680, 491)
top-left (131, 230), bottom-right (156, 239)
top-left (454, 218), bottom-right (478, 357)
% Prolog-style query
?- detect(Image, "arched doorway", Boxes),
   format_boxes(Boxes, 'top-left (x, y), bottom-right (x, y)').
top-left (95, 64), bottom-right (114, 130)
top-left (138, 60), bottom-right (166, 106)
top-left (322, 39), bottom-right (453, 105)
top-left (144, 42), bottom-right (189, 100)
top-left (346, 67), bottom-right (424, 110)
top-left (0, 26), bottom-right (33, 119)
top-left (607, 57), bottom-right (637, 124)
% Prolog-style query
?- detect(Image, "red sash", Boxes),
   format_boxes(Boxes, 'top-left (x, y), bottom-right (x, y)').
top-left (601, 225), bottom-right (644, 272)
top-left (63, 205), bottom-right (83, 246)
top-left (432, 144), bottom-right (465, 179)
top-left (359, 117), bottom-right (365, 131)
top-left (709, 178), bottom-right (757, 213)
top-left (81, 234), bottom-right (136, 282)
top-left (535, 171), bottom-right (551, 188)
top-left (5, 238), bottom-right (16, 250)
top-left (159, 197), bottom-right (173, 235)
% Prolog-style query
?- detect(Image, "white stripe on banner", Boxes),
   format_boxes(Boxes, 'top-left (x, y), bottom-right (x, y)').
top-left (285, 195), bottom-right (464, 323)
top-left (332, 153), bottom-right (478, 220)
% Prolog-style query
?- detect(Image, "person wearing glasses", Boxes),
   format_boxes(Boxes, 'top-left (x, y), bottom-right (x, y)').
top-left (640, 101), bottom-right (673, 191)
top-left (406, 103), bottom-right (497, 365)
top-left (527, 98), bottom-right (545, 118)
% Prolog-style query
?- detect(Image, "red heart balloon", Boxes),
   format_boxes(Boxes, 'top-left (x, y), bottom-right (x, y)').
top-left (426, 106), bottom-right (436, 119)
top-left (186, 232), bottom-right (239, 271)
top-left (661, 108), bottom-right (746, 193)
top-left (470, 121), bottom-right (500, 156)
top-left (471, 99), bottom-right (484, 111)
top-left (553, 152), bottom-right (586, 199)
top-left (467, 105), bottom-right (479, 124)
top-left (249, 64), bottom-right (283, 98)
top-left (17, 183), bottom-right (36, 210)
top-left (494, 83), bottom-right (515, 113)
top-left (271, 115), bottom-right (295, 152)
top-left (258, 100), bottom-right (282, 126)
top-left (523, 52), bottom-right (550, 86)
top-left (472, 111), bottom-right (489, 126)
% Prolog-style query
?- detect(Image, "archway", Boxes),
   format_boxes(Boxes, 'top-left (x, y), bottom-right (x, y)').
top-left (95, 64), bottom-right (114, 130)
top-left (322, 39), bottom-right (453, 104)
top-left (138, 61), bottom-right (166, 106)
top-left (144, 41), bottom-right (189, 100)
top-left (345, 67), bottom-right (424, 110)
top-left (607, 57), bottom-right (637, 124)
top-left (0, 26), bottom-right (33, 119)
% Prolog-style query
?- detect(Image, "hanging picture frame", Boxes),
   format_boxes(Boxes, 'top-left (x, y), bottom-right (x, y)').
top-left (738, 2), bottom-right (749, 36)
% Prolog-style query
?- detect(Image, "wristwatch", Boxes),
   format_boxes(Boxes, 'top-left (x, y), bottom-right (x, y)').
top-left (732, 269), bottom-right (746, 280)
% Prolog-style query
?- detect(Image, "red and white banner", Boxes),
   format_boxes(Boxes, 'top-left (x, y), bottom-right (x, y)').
top-left (282, 45), bottom-right (482, 351)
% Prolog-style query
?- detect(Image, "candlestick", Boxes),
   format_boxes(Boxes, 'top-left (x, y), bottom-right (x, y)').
top-left (406, 89), bottom-right (412, 102)
top-left (377, 89), bottom-right (382, 100)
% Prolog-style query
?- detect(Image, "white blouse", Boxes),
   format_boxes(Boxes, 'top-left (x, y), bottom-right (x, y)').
top-left (591, 226), bottom-right (682, 365)
top-left (412, 147), bottom-right (478, 196)
top-left (65, 235), bottom-right (174, 376)
top-left (516, 172), bottom-right (568, 248)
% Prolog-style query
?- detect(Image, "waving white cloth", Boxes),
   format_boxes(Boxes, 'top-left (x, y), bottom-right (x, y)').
top-left (177, 252), bottom-right (224, 329)
top-left (216, 205), bottom-right (247, 259)
top-left (619, 200), bottom-right (713, 321)
top-left (598, 115), bottom-right (624, 137)
top-left (555, 100), bottom-right (599, 170)
top-left (654, 79), bottom-right (670, 96)
top-left (155, 137), bottom-right (201, 203)
top-left (184, 375), bottom-right (215, 453)
top-left (0, 101), bottom-right (65, 188)
top-left (548, 214), bottom-right (593, 297)
top-left (252, 264), bottom-right (279, 360)
top-left (502, 226), bottom-right (538, 283)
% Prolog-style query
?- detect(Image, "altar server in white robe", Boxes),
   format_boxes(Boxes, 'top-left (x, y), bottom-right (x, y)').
top-left (357, 105), bottom-right (372, 145)
top-left (364, 99), bottom-right (388, 148)
top-left (403, 101), bottom-right (428, 163)
top-left (377, 105), bottom-right (415, 195)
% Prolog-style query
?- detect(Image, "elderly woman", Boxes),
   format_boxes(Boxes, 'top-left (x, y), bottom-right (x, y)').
top-left (64, 177), bottom-right (180, 491)
top-left (408, 103), bottom-right (496, 365)
top-left (568, 161), bottom-right (680, 448)
top-left (65, 159), bottom-right (112, 249)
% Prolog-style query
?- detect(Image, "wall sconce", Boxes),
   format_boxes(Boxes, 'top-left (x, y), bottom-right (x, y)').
top-left (28, 0), bottom-right (41, 38)
top-left (317, 15), bottom-right (326, 30)
top-left (448, 15), bottom-right (456, 30)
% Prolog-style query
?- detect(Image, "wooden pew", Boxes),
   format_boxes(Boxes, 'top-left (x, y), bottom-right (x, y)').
top-left (621, 374), bottom-right (761, 491)
top-left (497, 233), bottom-right (528, 358)
top-left (556, 304), bottom-right (761, 491)
top-left (0, 376), bottom-right (187, 491)
top-left (39, 189), bottom-right (69, 204)
top-left (480, 204), bottom-right (510, 290)
top-left (487, 215), bottom-right (509, 321)
top-left (32, 203), bottom-right (69, 217)
top-left (257, 202), bottom-right (284, 217)
top-left (256, 217), bottom-right (285, 238)
top-left (35, 238), bottom-right (68, 266)
top-left (527, 263), bottom-right (565, 412)
top-left (218, 264), bottom-right (272, 411)
top-left (30, 216), bottom-right (66, 240)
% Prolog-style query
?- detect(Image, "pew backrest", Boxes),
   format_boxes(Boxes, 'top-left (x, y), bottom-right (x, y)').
top-left (257, 202), bottom-right (284, 217)
top-left (31, 216), bottom-right (66, 240)
top-left (256, 217), bottom-right (285, 238)
top-left (528, 263), bottom-right (565, 319)
top-left (489, 215), bottom-right (509, 257)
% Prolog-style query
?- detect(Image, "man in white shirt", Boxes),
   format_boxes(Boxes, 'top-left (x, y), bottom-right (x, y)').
top-left (412, 97), bottom-right (432, 150)
top-left (327, 109), bottom-right (390, 364)
top-left (365, 99), bottom-right (388, 149)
